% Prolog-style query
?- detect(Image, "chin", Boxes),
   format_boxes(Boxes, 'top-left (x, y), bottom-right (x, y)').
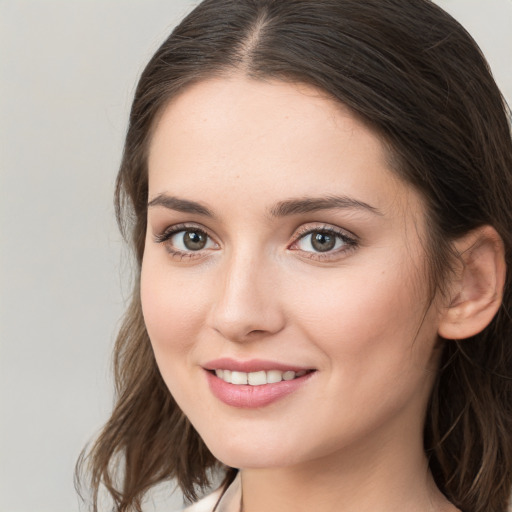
top-left (197, 423), bottom-right (324, 471)
top-left (194, 424), bottom-right (293, 469)
top-left (210, 446), bottom-right (295, 470)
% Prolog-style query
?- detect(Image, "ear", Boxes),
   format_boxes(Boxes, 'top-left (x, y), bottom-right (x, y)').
top-left (438, 226), bottom-right (506, 340)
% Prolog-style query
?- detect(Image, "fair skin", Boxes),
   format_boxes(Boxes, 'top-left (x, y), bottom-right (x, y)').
top-left (140, 76), bottom-right (485, 512)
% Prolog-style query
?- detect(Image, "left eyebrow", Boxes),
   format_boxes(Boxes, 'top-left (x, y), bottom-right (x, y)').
top-left (268, 195), bottom-right (383, 217)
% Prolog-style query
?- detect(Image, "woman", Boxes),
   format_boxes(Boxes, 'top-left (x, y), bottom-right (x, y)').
top-left (77, 1), bottom-right (512, 511)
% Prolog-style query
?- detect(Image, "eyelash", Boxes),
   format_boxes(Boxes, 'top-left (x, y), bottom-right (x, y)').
top-left (153, 223), bottom-right (358, 261)
top-left (153, 223), bottom-right (215, 260)
top-left (289, 225), bottom-right (358, 261)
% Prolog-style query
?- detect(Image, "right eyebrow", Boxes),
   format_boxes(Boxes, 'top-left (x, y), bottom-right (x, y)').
top-left (147, 194), bottom-right (213, 217)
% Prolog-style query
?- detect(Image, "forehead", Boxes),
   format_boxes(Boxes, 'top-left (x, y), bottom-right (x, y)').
top-left (147, 76), bottom-right (421, 220)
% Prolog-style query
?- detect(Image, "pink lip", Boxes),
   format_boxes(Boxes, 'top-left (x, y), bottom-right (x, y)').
top-left (203, 358), bottom-right (311, 373)
top-left (204, 366), bottom-right (316, 409)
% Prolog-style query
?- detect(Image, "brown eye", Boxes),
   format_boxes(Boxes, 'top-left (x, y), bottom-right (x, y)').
top-left (310, 232), bottom-right (336, 252)
top-left (182, 230), bottom-right (207, 251)
top-left (297, 230), bottom-right (342, 253)
top-left (154, 225), bottom-right (218, 256)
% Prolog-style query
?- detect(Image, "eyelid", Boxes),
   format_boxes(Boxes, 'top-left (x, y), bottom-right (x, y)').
top-left (288, 223), bottom-right (359, 259)
top-left (153, 222), bottom-right (220, 259)
top-left (152, 221), bottom-right (358, 261)
top-left (291, 223), bottom-right (358, 244)
top-left (153, 222), bottom-right (216, 244)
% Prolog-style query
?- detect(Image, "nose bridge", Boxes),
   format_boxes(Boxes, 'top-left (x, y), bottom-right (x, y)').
top-left (209, 244), bottom-right (285, 341)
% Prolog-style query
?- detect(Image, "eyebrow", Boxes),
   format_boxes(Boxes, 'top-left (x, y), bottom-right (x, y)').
top-left (147, 194), bottom-right (213, 217)
top-left (147, 193), bottom-right (382, 218)
top-left (269, 195), bottom-right (382, 217)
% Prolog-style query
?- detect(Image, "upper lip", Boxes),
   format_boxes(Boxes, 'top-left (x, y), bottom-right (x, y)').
top-left (203, 358), bottom-right (314, 373)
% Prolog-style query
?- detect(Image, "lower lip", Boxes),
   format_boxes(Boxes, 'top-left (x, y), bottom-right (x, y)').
top-left (205, 370), bottom-right (315, 408)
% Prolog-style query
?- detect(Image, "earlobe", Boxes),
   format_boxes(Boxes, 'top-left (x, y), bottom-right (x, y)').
top-left (438, 226), bottom-right (506, 340)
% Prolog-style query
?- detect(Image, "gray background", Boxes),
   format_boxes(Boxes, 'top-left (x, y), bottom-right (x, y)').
top-left (1, 1), bottom-right (511, 511)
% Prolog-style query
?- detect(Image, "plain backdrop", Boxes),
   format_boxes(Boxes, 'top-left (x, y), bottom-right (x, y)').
top-left (0, 1), bottom-right (511, 511)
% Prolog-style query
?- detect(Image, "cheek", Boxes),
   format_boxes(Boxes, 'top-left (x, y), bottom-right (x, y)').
top-left (288, 254), bottom-right (437, 377)
top-left (140, 257), bottom-right (211, 360)
top-left (140, 257), bottom-right (217, 410)
top-left (285, 262), bottom-right (439, 446)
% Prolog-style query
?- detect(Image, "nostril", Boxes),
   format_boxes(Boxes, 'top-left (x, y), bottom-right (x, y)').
top-left (247, 329), bottom-right (265, 336)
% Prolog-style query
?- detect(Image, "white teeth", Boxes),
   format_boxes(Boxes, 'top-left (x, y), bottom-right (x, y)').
top-left (248, 370), bottom-right (267, 386)
top-left (214, 369), bottom-right (309, 385)
top-left (231, 371), bottom-right (248, 385)
top-left (266, 370), bottom-right (283, 384)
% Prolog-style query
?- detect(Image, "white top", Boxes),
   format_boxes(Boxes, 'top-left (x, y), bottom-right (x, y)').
top-left (181, 473), bottom-right (241, 512)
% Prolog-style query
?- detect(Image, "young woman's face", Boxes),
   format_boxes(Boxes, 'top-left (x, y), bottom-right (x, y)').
top-left (142, 76), bottom-right (445, 470)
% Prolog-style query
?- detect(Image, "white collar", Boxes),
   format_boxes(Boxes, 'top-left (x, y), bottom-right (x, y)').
top-left (182, 473), bottom-right (242, 512)
top-left (213, 472), bottom-right (242, 512)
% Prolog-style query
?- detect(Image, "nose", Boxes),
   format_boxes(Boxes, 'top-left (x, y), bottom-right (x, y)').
top-left (208, 250), bottom-right (286, 343)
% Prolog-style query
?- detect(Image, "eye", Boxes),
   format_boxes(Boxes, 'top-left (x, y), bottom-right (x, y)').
top-left (154, 224), bottom-right (218, 257)
top-left (290, 226), bottom-right (358, 258)
top-left (171, 229), bottom-right (213, 251)
top-left (297, 231), bottom-right (341, 252)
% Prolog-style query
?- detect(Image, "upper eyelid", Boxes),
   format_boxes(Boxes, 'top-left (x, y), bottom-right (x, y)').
top-left (152, 221), bottom-right (358, 248)
top-left (291, 223), bottom-right (358, 241)
top-left (288, 224), bottom-right (359, 256)
top-left (154, 222), bottom-right (212, 237)
top-left (153, 224), bottom-right (219, 260)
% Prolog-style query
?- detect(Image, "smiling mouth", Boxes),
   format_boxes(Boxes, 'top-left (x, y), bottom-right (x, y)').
top-left (211, 369), bottom-right (314, 386)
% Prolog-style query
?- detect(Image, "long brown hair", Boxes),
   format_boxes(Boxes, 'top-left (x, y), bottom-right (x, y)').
top-left (77, 1), bottom-right (512, 511)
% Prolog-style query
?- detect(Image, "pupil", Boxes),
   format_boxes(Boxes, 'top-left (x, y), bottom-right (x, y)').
top-left (311, 232), bottom-right (335, 252)
top-left (184, 231), bottom-right (206, 250)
